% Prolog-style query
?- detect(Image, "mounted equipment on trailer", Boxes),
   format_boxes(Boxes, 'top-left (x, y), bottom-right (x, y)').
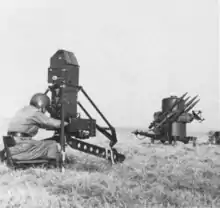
top-left (132, 93), bottom-right (205, 146)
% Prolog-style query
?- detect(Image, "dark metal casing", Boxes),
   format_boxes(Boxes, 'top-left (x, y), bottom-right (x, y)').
top-left (162, 96), bottom-right (185, 112)
top-left (48, 50), bottom-right (79, 87)
top-left (48, 50), bottom-right (79, 120)
top-left (47, 50), bottom-right (96, 137)
top-left (162, 96), bottom-right (186, 139)
top-left (65, 118), bottom-right (96, 136)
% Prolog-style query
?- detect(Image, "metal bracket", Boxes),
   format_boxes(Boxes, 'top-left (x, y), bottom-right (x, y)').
top-left (105, 148), bottom-right (115, 165)
top-left (66, 136), bottom-right (125, 164)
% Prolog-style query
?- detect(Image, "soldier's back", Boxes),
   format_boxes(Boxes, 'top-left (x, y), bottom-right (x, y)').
top-left (7, 105), bottom-right (39, 137)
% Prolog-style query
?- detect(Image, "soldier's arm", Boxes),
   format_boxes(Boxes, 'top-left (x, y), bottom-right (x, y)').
top-left (32, 111), bottom-right (68, 129)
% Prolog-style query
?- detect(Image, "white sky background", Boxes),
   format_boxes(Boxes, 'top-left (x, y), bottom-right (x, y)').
top-left (0, 0), bottom-right (218, 133)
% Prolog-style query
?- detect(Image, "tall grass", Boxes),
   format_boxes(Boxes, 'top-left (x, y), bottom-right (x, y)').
top-left (0, 130), bottom-right (220, 207)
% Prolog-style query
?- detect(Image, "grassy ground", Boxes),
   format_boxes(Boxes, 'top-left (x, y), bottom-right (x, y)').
top-left (0, 129), bottom-right (220, 208)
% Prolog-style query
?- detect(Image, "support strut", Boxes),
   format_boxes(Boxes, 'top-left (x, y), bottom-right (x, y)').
top-left (77, 101), bottom-right (117, 147)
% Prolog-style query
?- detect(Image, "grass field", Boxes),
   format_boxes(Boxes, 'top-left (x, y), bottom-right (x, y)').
top-left (0, 128), bottom-right (220, 208)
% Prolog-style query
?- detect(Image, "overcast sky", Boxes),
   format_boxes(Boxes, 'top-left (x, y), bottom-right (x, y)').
top-left (0, 0), bottom-right (218, 132)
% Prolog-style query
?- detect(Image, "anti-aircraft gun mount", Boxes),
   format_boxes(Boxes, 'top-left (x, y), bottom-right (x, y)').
top-left (44, 49), bottom-right (125, 171)
top-left (132, 93), bottom-right (205, 146)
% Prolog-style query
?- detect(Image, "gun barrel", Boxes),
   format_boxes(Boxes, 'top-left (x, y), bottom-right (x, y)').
top-left (178, 92), bottom-right (188, 100)
top-left (171, 99), bottom-right (200, 122)
top-left (184, 96), bottom-right (191, 103)
top-left (184, 95), bottom-right (198, 109)
top-left (185, 99), bottom-right (200, 113)
top-left (152, 111), bottom-right (176, 130)
top-left (168, 92), bottom-right (188, 112)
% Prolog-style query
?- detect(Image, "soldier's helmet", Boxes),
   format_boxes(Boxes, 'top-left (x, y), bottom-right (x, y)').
top-left (30, 93), bottom-right (50, 110)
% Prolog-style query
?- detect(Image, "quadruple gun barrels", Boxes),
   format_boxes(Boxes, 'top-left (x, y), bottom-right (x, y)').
top-left (149, 92), bottom-right (188, 130)
top-left (132, 92), bottom-right (204, 145)
top-left (153, 94), bottom-right (200, 131)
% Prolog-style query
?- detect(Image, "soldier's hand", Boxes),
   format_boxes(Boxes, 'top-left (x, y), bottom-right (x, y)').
top-left (64, 121), bottom-right (69, 126)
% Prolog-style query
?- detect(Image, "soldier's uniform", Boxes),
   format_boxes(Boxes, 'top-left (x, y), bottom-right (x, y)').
top-left (6, 105), bottom-right (62, 161)
top-left (0, 92), bottom-right (69, 163)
